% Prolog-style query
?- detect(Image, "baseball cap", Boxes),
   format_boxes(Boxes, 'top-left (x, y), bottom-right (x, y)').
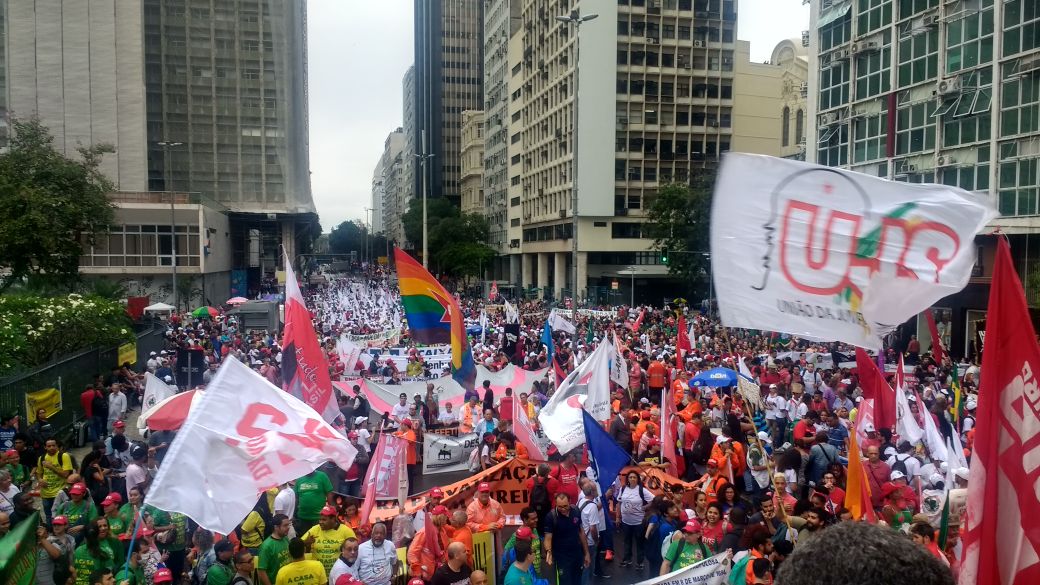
top-left (320, 505), bottom-right (338, 517)
top-left (69, 483), bottom-right (87, 495)
top-left (681, 519), bottom-right (703, 534)
top-left (347, 431), bottom-right (359, 439)
top-left (113, 420), bottom-right (126, 429)
top-left (756, 431), bottom-right (772, 444)
top-left (153, 568), bottom-right (174, 583)
top-left (335, 575), bottom-right (363, 585)
top-left (400, 418), bottom-right (412, 427)
top-left (3, 449), bottom-right (16, 457)
top-left (646, 438), bottom-right (660, 448)
top-left (516, 526), bottom-right (534, 540)
top-left (478, 482), bottom-right (491, 492)
top-left (408, 579), bottom-right (425, 585)
top-left (101, 495), bottom-right (116, 507)
top-left (430, 487), bottom-right (444, 498)
top-left (715, 435), bottom-right (729, 445)
top-left (863, 422), bottom-right (875, 432)
top-left (431, 505), bottom-right (449, 516)
top-left (51, 515), bottom-right (68, 525)
top-left (890, 470), bottom-right (907, 480)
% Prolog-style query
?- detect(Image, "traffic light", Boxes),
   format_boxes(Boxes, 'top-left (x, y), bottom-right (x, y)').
top-left (661, 247), bottom-right (669, 264)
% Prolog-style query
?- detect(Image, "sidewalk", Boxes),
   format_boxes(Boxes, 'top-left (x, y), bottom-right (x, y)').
top-left (69, 408), bottom-right (146, 461)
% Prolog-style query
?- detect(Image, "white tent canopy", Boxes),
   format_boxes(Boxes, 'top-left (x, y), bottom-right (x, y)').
top-left (144, 302), bottom-right (176, 313)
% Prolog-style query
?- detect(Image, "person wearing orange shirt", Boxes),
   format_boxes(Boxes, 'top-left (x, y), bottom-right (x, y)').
top-left (679, 396), bottom-right (704, 423)
top-left (633, 410), bottom-right (653, 446)
top-left (647, 359), bottom-right (668, 394)
top-left (394, 419), bottom-right (418, 493)
top-left (672, 373), bottom-right (689, 408)
top-left (466, 482), bottom-right (505, 534)
top-left (460, 396), bottom-right (481, 434)
top-left (407, 505), bottom-right (450, 580)
top-left (446, 509), bottom-right (475, 567)
top-left (493, 432), bottom-right (529, 461)
top-left (694, 458), bottom-right (729, 501)
top-left (710, 434), bottom-right (745, 480)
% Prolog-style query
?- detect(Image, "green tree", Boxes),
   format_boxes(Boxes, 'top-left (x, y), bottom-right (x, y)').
top-left (430, 213), bottom-right (496, 281)
top-left (328, 220), bottom-right (366, 255)
top-left (401, 197), bottom-right (459, 252)
top-left (0, 118), bottom-right (116, 292)
top-left (644, 175), bottom-right (714, 293)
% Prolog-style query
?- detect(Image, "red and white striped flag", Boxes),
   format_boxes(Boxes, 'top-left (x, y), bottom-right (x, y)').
top-left (514, 398), bottom-right (547, 460)
top-left (360, 433), bottom-right (409, 526)
top-left (281, 252), bottom-right (338, 422)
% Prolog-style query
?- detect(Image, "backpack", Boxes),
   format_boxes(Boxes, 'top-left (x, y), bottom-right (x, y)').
top-left (689, 429), bottom-right (713, 466)
top-left (529, 476), bottom-right (552, 518)
top-left (92, 391), bottom-right (108, 415)
top-left (39, 451), bottom-right (78, 476)
top-left (892, 454), bottom-right (911, 478)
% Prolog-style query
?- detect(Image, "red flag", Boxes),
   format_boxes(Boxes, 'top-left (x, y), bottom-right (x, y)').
top-left (489, 281), bottom-right (499, 301)
top-left (960, 237), bottom-right (1040, 585)
top-left (423, 504), bottom-right (443, 561)
top-left (856, 348), bottom-right (896, 433)
top-left (360, 433), bottom-right (408, 527)
top-left (281, 252), bottom-right (338, 422)
top-left (629, 308), bottom-right (646, 332)
top-left (924, 310), bottom-right (947, 364)
top-left (514, 399), bottom-right (547, 460)
top-left (676, 314), bottom-right (692, 359)
top-left (659, 388), bottom-right (679, 477)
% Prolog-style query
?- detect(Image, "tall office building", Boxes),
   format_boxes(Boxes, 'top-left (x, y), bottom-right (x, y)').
top-left (413, 0), bottom-right (485, 209)
top-left (3, 0), bottom-right (316, 303)
top-left (378, 128), bottom-right (406, 245)
top-left (460, 110), bottom-right (485, 214)
top-left (371, 160), bottom-right (385, 235)
top-left (512, 0), bottom-right (738, 303)
top-left (397, 65), bottom-right (417, 247)
top-left (483, 0), bottom-right (522, 271)
top-left (806, 0), bottom-right (1039, 356)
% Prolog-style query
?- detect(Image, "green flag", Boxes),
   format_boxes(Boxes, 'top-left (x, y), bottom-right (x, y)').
top-left (0, 511), bottom-right (39, 585)
top-left (586, 322), bottom-right (594, 346)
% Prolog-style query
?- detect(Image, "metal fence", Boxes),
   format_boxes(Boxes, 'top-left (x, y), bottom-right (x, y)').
top-left (0, 323), bottom-right (166, 443)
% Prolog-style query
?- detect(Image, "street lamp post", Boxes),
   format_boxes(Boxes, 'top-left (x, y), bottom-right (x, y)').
top-left (556, 9), bottom-right (597, 339)
top-left (415, 130), bottom-right (435, 269)
top-left (363, 207), bottom-right (372, 264)
top-left (157, 141), bottom-right (183, 310)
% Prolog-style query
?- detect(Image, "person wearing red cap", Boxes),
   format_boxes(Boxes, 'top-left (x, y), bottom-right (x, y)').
top-left (637, 438), bottom-right (671, 470)
top-left (465, 482), bottom-right (504, 534)
top-left (56, 482), bottom-right (98, 539)
top-left (302, 506), bottom-right (356, 575)
top-left (406, 504), bottom-right (450, 581)
top-left (101, 494), bottom-right (127, 537)
top-left (660, 519), bottom-right (712, 574)
top-left (38, 515), bottom-right (76, 585)
top-left (503, 539), bottom-right (535, 585)
top-left (501, 507), bottom-right (542, 576)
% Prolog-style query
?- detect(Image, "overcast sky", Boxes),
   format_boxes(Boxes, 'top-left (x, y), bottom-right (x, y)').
top-left (307, 0), bottom-right (810, 232)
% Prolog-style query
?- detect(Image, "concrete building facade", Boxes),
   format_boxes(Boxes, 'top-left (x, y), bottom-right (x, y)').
top-left (371, 159), bottom-right (385, 235)
top-left (460, 111), bottom-right (486, 215)
top-left (397, 65), bottom-right (417, 247)
top-left (413, 0), bottom-right (485, 208)
top-left (2, 0), bottom-right (317, 304)
top-left (378, 129), bottom-right (406, 244)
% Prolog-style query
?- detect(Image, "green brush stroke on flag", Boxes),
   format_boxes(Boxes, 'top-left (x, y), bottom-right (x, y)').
top-left (839, 203), bottom-right (919, 302)
top-left (0, 511), bottom-right (39, 585)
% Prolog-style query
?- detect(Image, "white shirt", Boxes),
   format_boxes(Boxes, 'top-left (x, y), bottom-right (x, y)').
top-left (802, 369), bottom-right (823, 395)
top-left (391, 403), bottom-right (410, 423)
top-left (108, 392), bottom-right (127, 422)
top-left (577, 494), bottom-right (601, 546)
top-left (616, 483), bottom-right (652, 526)
top-left (356, 539), bottom-right (396, 585)
top-left (274, 486), bottom-right (296, 519)
top-left (438, 409), bottom-right (458, 425)
top-left (887, 453), bottom-right (922, 480)
top-left (329, 557), bottom-right (359, 584)
top-left (0, 484), bottom-right (19, 515)
top-left (355, 427), bottom-right (373, 454)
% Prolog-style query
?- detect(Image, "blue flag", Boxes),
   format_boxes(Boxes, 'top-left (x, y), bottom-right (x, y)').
top-left (583, 410), bottom-right (630, 498)
top-left (541, 318), bottom-right (555, 365)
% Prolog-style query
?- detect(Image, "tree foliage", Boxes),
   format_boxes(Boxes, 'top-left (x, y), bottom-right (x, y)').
top-left (401, 199), bottom-right (495, 279)
top-left (328, 220), bottom-right (388, 259)
top-left (644, 175), bottom-right (714, 293)
top-left (0, 118), bottom-right (116, 291)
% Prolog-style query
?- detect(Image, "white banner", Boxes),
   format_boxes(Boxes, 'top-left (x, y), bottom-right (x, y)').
top-left (422, 432), bottom-right (480, 474)
top-left (711, 154), bottom-right (996, 349)
top-left (540, 340), bottom-right (613, 454)
top-left (146, 358), bottom-right (358, 534)
top-left (549, 309), bottom-right (577, 334)
top-left (633, 552), bottom-right (731, 585)
top-left (337, 335), bottom-right (364, 373)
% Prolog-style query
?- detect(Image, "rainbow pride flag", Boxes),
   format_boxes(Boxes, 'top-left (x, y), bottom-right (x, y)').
top-left (394, 248), bottom-right (476, 390)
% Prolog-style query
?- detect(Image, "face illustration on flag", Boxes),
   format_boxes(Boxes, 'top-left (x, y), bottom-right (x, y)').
top-left (712, 154), bottom-right (995, 349)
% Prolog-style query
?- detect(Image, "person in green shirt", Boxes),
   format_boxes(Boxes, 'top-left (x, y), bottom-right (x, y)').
top-left (73, 520), bottom-right (116, 585)
top-left (115, 539), bottom-right (146, 585)
top-left (503, 539), bottom-right (535, 585)
top-left (660, 520), bottom-right (712, 575)
top-left (161, 511), bottom-right (190, 580)
top-left (205, 540), bottom-right (236, 585)
top-left (119, 487), bottom-right (144, 537)
top-left (293, 470), bottom-right (332, 534)
top-left (57, 482), bottom-right (98, 542)
top-left (258, 513), bottom-right (293, 585)
top-left (302, 506), bottom-right (356, 575)
top-left (101, 495), bottom-right (128, 537)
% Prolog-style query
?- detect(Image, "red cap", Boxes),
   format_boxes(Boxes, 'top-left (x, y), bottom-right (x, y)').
top-left (347, 431), bottom-right (359, 439)
top-left (400, 418), bottom-right (412, 427)
top-left (431, 505), bottom-right (449, 516)
top-left (430, 487), bottom-right (444, 498)
top-left (51, 515), bottom-right (68, 525)
top-left (69, 483), bottom-right (87, 495)
top-left (139, 527), bottom-right (156, 537)
top-left (3, 449), bottom-right (17, 457)
top-left (153, 568), bottom-right (174, 583)
top-left (409, 579), bottom-right (425, 585)
top-left (107, 493), bottom-right (123, 504)
top-left (647, 438), bottom-right (660, 448)
top-left (516, 526), bottom-right (533, 540)
top-left (320, 505), bottom-right (338, 516)
top-left (682, 519), bottom-right (703, 533)
top-left (478, 482), bottom-right (491, 492)
top-left (101, 496), bottom-right (115, 507)
top-left (335, 576), bottom-right (363, 585)
top-left (113, 420), bottom-right (126, 429)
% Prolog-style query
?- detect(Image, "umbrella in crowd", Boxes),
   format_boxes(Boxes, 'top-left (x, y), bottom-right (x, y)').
top-left (690, 366), bottom-right (739, 387)
top-left (226, 296), bottom-right (249, 305)
top-left (192, 306), bottom-right (219, 319)
top-left (139, 389), bottom-right (204, 431)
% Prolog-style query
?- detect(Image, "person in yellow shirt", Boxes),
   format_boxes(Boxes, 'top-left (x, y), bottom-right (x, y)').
top-left (302, 506), bottom-right (356, 575)
top-left (36, 439), bottom-right (74, 523)
top-left (275, 538), bottom-right (327, 585)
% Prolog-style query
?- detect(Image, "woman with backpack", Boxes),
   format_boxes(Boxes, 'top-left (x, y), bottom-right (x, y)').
top-left (615, 471), bottom-right (653, 570)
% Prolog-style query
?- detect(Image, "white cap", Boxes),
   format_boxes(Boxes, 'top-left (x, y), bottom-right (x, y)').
top-left (863, 422), bottom-right (875, 432)
top-left (150, 351), bottom-right (157, 356)
top-left (756, 431), bottom-right (772, 444)
top-left (966, 398), bottom-right (977, 410)
top-left (890, 470), bottom-right (907, 480)
top-left (164, 375), bottom-right (173, 383)
top-left (640, 397), bottom-right (650, 404)
top-left (715, 435), bottom-right (729, 445)
top-left (954, 467), bottom-right (970, 480)
top-left (354, 416), bottom-right (368, 425)
top-left (928, 473), bottom-right (945, 488)
top-left (769, 383), bottom-right (778, 389)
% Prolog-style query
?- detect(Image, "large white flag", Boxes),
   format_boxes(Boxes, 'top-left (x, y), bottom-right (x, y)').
top-left (549, 309), bottom-right (577, 335)
top-left (894, 366), bottom-right (923, 445)
top-left (633, 552), bottom-right (730, 585)
top-left (337, 335), bottom-right (364, 373)
top-left (503, 298), bottom-right (519, 324)
top-left (146, 358), bottom-right (358, 534)
top-left (711, 154), bottom-right (996, 349)
top-left (540, 340), bottom-right (613, 453)
top-left (139, 373), bottom-right (177, 431)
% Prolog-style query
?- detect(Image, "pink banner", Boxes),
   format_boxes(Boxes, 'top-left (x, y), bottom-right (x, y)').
top-left (361, 433), bottom-right (408, 523)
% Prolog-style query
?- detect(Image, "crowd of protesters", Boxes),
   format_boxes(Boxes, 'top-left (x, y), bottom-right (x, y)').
top-left (0, 270), bottom-right (964, 585)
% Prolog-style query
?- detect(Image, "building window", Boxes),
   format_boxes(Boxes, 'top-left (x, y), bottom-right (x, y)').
top-left (796, 109), bottom-right (804, 143)
top-left (896, 101), bottom-right (937, 155)
top-left (781, 106), bottom-right (791, 146)
top-left (857, 0), bottom-right (892, 36)
top-left (998, 156), bottom-right (1039, 217)
top-left (1000, 64), bottom-right (1040, 138)
top-left (819, 18), bottom-right (851, 54)
top-left (945, 7), bottom-right (995, 75)
top-left (898, 28), bottom-right (938, 88)
top-left (853, 112), bottom-right (888, 163)
top-left (855, 36), bottom-right (892, 100)
top-left (819, 63), bottom-right (850, 111)
top-left (611, 222), bottom-right (644, 239)
top-left (898, 0), bottom-right (938, 20)
top-left (941, 86), bottom-right (992, 147)
top-left (1002, 0), bottom-right (1039, 57)
top-left (817, 125), bottom-right (849, 167)
top-left (940, 146), bottom-right (989, 192)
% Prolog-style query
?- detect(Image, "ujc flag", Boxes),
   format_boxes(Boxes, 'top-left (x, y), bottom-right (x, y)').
top-left (281, 251), bottom-right (339, 422)
top-left (145, 358), bottom-right (358, 534)
top-left (711, 154), bottom-right (996, 349)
